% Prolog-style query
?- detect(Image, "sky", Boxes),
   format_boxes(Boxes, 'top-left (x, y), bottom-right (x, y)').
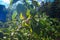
top-left (0, 0), bottom-right (54, 8)
top-left (0, 0), bottom-right (10, 8)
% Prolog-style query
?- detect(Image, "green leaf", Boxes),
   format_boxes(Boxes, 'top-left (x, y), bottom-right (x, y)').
top-left (26, 9), bottom-right (31, 19)
top-left (10, 0), bottom-right (13, 5)
top-left (12, 11), bottom-right (17, 20)
top-left (20, 13), bottom-right (25, 20)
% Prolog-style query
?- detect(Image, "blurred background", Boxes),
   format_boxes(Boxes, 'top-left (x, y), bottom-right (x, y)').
top-left (0, 0), bottom-right (60, 40)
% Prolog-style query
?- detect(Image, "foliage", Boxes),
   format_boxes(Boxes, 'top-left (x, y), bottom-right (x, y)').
top-left (0, 10), bottom-right (60, 40)
top-left (0, 0), bottom-right (60, 40)
top-left (12, 11), bottom-right (17, 20)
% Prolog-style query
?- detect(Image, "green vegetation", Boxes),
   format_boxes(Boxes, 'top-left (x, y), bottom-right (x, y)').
top-left (0, 0), bottom-right (60, 40)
